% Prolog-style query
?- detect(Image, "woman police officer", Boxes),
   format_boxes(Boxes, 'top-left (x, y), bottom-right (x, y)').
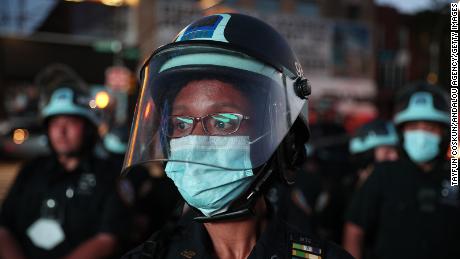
top-left (122, 13), bottom-right (353, 259)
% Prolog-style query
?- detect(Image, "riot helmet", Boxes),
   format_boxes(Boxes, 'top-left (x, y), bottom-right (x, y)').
top-left (123, 13), bottom-right (311, 221)
top-left (349, 119), bottom-right (399, 170)
top-left (350, 119), bottom-right (399, 155)
top-left (394, 82), bottom-right (449, 127)
top-left (41, 87), bottom-right (100, 154)
top-left (41, 87), bottom-right (100, 127)
top-left (393, 82), bottom-right (449, 163)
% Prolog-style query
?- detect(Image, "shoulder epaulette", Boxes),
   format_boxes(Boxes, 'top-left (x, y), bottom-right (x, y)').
top-left (289, 232), bottom-right (326, 259)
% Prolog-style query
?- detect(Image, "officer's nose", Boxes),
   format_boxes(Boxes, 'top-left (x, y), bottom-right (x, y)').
top-left (51, 123), bottom-right (66, 137)
top-left (58, 124), bottom-right (68, 136)
top-left (190, 119), bottom-right (207, 136)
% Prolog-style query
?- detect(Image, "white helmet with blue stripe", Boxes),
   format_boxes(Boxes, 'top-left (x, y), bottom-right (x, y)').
top-left (41, 87), bottom-right (100, 127)
top-left (350, 119), bottom-right (399, 155)
top-left (394, 82), bottom-right (449, 126)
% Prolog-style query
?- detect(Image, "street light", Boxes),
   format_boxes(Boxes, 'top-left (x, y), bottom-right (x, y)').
top-left (13, 129), bottom-right (28, 145)
top-left (64, 0), bottom-right (139, 7)
top-left (95, 91), bottom-right (110, 109)
top-left (101, 0), bottom-right (124, 7)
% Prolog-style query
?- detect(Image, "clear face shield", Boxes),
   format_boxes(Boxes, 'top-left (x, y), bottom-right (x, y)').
top-left (122, 45), bottom-right (306, 175)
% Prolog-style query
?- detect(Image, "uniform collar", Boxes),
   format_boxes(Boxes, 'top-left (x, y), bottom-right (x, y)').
top-left (247, 213), bottom-right (288, 259)
top-left (167, 214), bottom-right (213, 258)
top-left (168, 211), bottom-right (289, 259)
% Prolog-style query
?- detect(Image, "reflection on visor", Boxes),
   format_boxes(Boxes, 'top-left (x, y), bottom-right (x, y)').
top-left (214, 113), bottom-right (238, 120)
top-left (177, 117), bottom-right (193, 123)
top-left (166, 113), bottom-right (249, 138)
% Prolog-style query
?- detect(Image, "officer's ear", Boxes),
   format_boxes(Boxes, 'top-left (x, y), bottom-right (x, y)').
top-left (290, 118), bottom-right (309, 166)
top-left (276, 118), bottom-right (309, 184)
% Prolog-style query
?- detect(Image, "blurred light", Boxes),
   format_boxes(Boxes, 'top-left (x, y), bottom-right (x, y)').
top-left (199, 0), bottom-right (224, 10)
top-left (203, 5), bottom-right (237, 15)
top-left (144, 102), bottom-right (151, 119)
top-left (93, 40), bottom-right (121, 53)
top-left (89, 100), bottom-right (97, 109)
top-left (110, 41), bottom-right (122, 53)
top-left (95, 91), bottom-right (110, 109)
top-left (427, 72), bottom-right (438, 84)
top-left (101, 0), bottom-right (124, 6)
top-left (65, 0), bottom-right (139, 6)
top-left (13, 129), bottom-right (28, 145)
top-left (46, 199), bottom-right (56, 208)
top-left (124, 0), bottom-right (139, 6)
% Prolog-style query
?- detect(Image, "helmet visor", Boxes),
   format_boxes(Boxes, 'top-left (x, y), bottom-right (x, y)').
top-left (122, 45), bottom-right (306, 174)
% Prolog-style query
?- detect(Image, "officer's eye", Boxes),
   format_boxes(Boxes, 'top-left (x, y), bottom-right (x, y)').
top-left (172, 117), bottom-right (193, 131)
top-left (207, 113), bottom-right (240, 134)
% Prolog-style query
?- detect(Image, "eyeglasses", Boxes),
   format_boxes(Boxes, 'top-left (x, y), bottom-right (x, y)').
top-left (165, 113), bottom-right (250, 138)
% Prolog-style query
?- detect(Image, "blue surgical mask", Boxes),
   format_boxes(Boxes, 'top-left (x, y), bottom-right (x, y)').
top-left (165, 135), bottom-right (254, 217)
top-left (403, 130), bottom-right (441, 163)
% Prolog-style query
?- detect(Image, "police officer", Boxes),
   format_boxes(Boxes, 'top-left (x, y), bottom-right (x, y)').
top-left (344, 82), bottom-right (460, 259)
top-left (0, 87), bottom-right (128, 259)
top-left (103, 125), bottom-right (181, 246)
top-left (121, 13), bottom-right (353, 259)
top-left (349, 119), bottom-right (399, 187)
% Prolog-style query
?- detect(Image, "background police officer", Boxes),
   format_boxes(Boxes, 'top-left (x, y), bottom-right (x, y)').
top-left (343, 82), bottom-right (460, 259)
top-left (121, 13), bottom-right (353, 259)
top-left (0, 87), bottom-right (128, 259)
top-left (103, 125), bottom-right (181, 247)
top-left (348, 119), bottom-right (399, 187)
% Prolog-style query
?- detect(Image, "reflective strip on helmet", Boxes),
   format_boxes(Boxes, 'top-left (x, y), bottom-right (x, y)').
top-left (176, 14), bottom-right (230, 43)
top-left (159, 52), bottom-right (280, 82)
top-left (394, 92), bottom-right (450, 125)
top-left (349, 123), bottom-right (399, 154)
top-left (42, 105), bottom-right (95, 121)
top-left (41, 88), bottom-right (99, 126)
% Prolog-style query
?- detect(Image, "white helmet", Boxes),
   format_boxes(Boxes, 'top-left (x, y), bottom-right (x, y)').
top-left (41, 87), bottom-right (100, 127)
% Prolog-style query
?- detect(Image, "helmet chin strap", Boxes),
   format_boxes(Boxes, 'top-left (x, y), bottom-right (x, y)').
top-left (193, 164), bottom-right (274, 223)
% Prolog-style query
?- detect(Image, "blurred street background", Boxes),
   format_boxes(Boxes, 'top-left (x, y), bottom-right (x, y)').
top-left (0, 0), bottom-right (454, 245)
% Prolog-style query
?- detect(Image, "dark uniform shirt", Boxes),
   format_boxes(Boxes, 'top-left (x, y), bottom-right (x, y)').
top-left (117, 164), bottom-right (182, 246)
top-left (0, 155), bottom-right (129, 259)
top-left (346, 158), bottom-right (460, 259)
top-left (122, 211), bottom-right (353, 259)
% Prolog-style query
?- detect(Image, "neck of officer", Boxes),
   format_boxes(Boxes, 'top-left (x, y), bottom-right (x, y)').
top-left (58, 154), bottom-right (81, 172)
top-left (204, 198), bottom-right (267, 259)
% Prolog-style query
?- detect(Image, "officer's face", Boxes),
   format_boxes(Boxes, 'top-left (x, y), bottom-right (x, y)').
top-left (402, 121), bottom-right (443, 136)
top-left (48, 115), bottom-right (85, 156)
top-left (172, 79), bottom-right (252, 136)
